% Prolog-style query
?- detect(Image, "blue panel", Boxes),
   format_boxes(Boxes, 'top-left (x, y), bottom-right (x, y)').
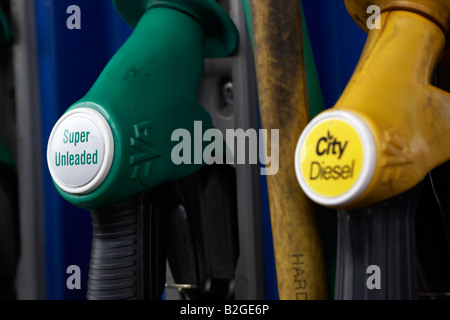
top-left (302, 0), bottom-right (367, 109)
top-left (260, 171), bottom-right (279, 300)
top-left (35, 0), bottom-right (131, 299)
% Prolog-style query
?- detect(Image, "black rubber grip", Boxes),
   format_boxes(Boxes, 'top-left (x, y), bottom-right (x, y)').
top-left (335, 182), bottom-right (423, 300)
top-left (87, 196), bottom-right (141, 300)
top-left (87, 187), bottom-right (168, 300)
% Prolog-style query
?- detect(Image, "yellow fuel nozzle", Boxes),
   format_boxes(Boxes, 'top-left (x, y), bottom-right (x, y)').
top-left (295, 0), bottom-right (450, 209)
top-left (345, 0), bottom-right (450, 33)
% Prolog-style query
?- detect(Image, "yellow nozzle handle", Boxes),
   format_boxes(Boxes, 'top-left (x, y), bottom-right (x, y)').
top-left (296, 8), bottom-right (450, 210)
top-left (345, 0), bottom-right (450, 34)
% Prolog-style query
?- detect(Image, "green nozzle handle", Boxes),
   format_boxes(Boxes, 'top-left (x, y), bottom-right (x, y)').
top-left (47, 0), bottom-right (239, 210)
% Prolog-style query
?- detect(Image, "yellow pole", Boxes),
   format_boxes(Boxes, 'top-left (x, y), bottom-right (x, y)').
top-left (249, 0), bottom-right (327, 300)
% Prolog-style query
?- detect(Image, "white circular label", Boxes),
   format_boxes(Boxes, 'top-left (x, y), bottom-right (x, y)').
top-left (294, 110), bottom-right (376, 208)
top-left (47, 107), bottom-right (114, 194)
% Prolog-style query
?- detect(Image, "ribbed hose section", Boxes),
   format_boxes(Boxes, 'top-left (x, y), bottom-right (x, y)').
top-left (87, 196), bottom-right (142, 300)
top-left (335, 182), bottom-right (423, 300)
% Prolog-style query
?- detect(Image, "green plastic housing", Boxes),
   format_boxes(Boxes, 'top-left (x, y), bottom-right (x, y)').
top-left (51, 0), bottom-right (239, 209)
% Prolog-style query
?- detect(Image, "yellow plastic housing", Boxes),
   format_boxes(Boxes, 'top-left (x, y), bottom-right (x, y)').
top-left (345, 0), bottom-right (450, 33)
top-left (296, 7), bottom-right (450, 209)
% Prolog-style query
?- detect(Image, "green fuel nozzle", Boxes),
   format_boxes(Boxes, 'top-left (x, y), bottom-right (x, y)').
top-left (47, 0), bottom-right (239, 210)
